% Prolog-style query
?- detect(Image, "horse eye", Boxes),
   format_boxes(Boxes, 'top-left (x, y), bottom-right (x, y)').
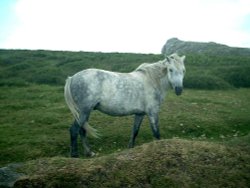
top-left (169, 69), bottom-right (173, 73)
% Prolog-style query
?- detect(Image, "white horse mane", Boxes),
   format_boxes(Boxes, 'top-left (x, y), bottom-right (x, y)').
top-left (134, 60), bottom-right (167, 86)
top-left (134, 53), bottom-right (183, 87)
top-left (135, 60), bottom-right (167, 76)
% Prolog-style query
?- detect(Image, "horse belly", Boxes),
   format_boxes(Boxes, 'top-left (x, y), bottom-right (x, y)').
top-left (96, 99), bottom-right (144, 116)
top-left (97, 84), bottom-right (145, 116)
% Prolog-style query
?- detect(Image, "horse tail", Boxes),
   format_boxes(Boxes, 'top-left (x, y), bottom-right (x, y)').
top-left (84, 122), bottom-right (100, 138)
top-left (64, 77), bottom-right (80, 123)
top-left (64, 77), bottom-right (99, 138)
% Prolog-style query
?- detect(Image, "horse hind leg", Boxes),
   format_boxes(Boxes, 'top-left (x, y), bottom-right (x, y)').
top-left (69, 120), bottom-right (80, 157)
top-left (79, 123), bottom-right (95, 157)
top-left (78, 113), bottom-right (96, 157)
top-left (70, 112), bottom-right (95, 157)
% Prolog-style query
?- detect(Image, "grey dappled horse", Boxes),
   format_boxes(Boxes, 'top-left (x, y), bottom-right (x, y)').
top-left (64, 53), bottom-right (186, 157)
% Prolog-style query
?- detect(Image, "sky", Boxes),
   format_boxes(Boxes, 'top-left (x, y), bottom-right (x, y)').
top-left (0, 0), bottom-right (250, 54)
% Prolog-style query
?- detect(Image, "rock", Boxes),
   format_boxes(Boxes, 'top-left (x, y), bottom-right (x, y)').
top-left (161, 38), bottom-right (250, 56)
top-left (0, 163), bottom-right (24, 188)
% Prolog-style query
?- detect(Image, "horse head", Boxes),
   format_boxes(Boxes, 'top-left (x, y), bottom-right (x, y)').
top-left (166, 53), bottom-right (186, 96)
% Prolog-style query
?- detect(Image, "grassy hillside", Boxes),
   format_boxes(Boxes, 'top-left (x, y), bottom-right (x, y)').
top-left (1, 49), bottom-right (250, 89)
top-left (0, 50), bottom-right (161, 86)
top-left (0, 85), bottom-right (249, 167)
top-left (184, 53), bottom-right (250, 89)
top-left (9, 139), bottom-right (250, 187)
top-left (0, 49), bottom-right (250, 186)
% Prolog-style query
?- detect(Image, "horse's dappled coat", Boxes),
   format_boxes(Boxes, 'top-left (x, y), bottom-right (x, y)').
top-left (64, 53), bottom-right (186, 157)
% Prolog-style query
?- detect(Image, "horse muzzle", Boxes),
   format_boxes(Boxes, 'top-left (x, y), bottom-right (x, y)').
top-left (175, 86), bottom-right (183, 96)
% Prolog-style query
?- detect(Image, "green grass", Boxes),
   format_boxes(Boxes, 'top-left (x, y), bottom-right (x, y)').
top-left (0, 85), bottom-right (249, 167)
top-left (0, 49), bottom-right (250, 186)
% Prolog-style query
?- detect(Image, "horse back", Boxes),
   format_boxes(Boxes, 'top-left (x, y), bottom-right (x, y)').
top-left (71, 69), bottom-right (150, 115)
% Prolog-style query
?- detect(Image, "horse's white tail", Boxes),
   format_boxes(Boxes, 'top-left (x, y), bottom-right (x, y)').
top-left (64, 77), bottom-right (99, 138)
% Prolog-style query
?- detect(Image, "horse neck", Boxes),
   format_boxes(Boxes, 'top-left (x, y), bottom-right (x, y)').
top-left (159, 74), bottom-right (170, 95)
top-left (136, 61), bottom-right (170, 100)
top-left (147, 73), bottom-right (170, 103)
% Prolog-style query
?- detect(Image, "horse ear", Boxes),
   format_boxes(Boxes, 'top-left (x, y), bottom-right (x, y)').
top-left (181, 55), bottom-right (186, 62)
top-left (165, 56), bottom-right (171, 64)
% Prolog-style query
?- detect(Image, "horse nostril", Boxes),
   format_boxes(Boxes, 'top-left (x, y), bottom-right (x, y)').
top-left (175, 87), bottom-right (182, 96)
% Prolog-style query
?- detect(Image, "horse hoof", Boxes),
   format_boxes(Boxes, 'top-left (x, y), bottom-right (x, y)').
top-left (71, 154), bottom-right (79, 158)
top-left (128, 143), bottom-right (134, 148)
top-left (85, 151), bottom-right (95, 157)
top-left (90, 152), bottom-right (96, 157)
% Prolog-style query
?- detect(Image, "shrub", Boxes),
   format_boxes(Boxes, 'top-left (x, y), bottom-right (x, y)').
top-left (218, 66), bottom-right (250, 88)
top-left (184, 74), bottom-right (233, 90)
top-left (29, 67), bottom-right (65, 85)
top-left (0, 78), bottom-right (29, 87)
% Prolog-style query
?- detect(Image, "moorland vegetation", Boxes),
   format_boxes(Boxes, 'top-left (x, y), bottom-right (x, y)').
top-left (0, 44), bottom-right (250, 187)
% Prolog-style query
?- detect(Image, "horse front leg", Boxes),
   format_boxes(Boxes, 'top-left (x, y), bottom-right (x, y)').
top-left (148, 113), bottom-right (160, 139)
top-left (129, 114), bottom-right (144, 148)
top-left (69, 120), bottom-right (80, 157)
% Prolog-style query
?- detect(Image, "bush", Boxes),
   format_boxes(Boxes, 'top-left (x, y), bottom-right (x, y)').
top-left (0, 78), bottom-right (29, 87)
top-left (218, 66), bottom-right (250, 88)
top-left (29, 67), bottom-right (65, 85)
top-left (184, 74), bottom-right (233, 90)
